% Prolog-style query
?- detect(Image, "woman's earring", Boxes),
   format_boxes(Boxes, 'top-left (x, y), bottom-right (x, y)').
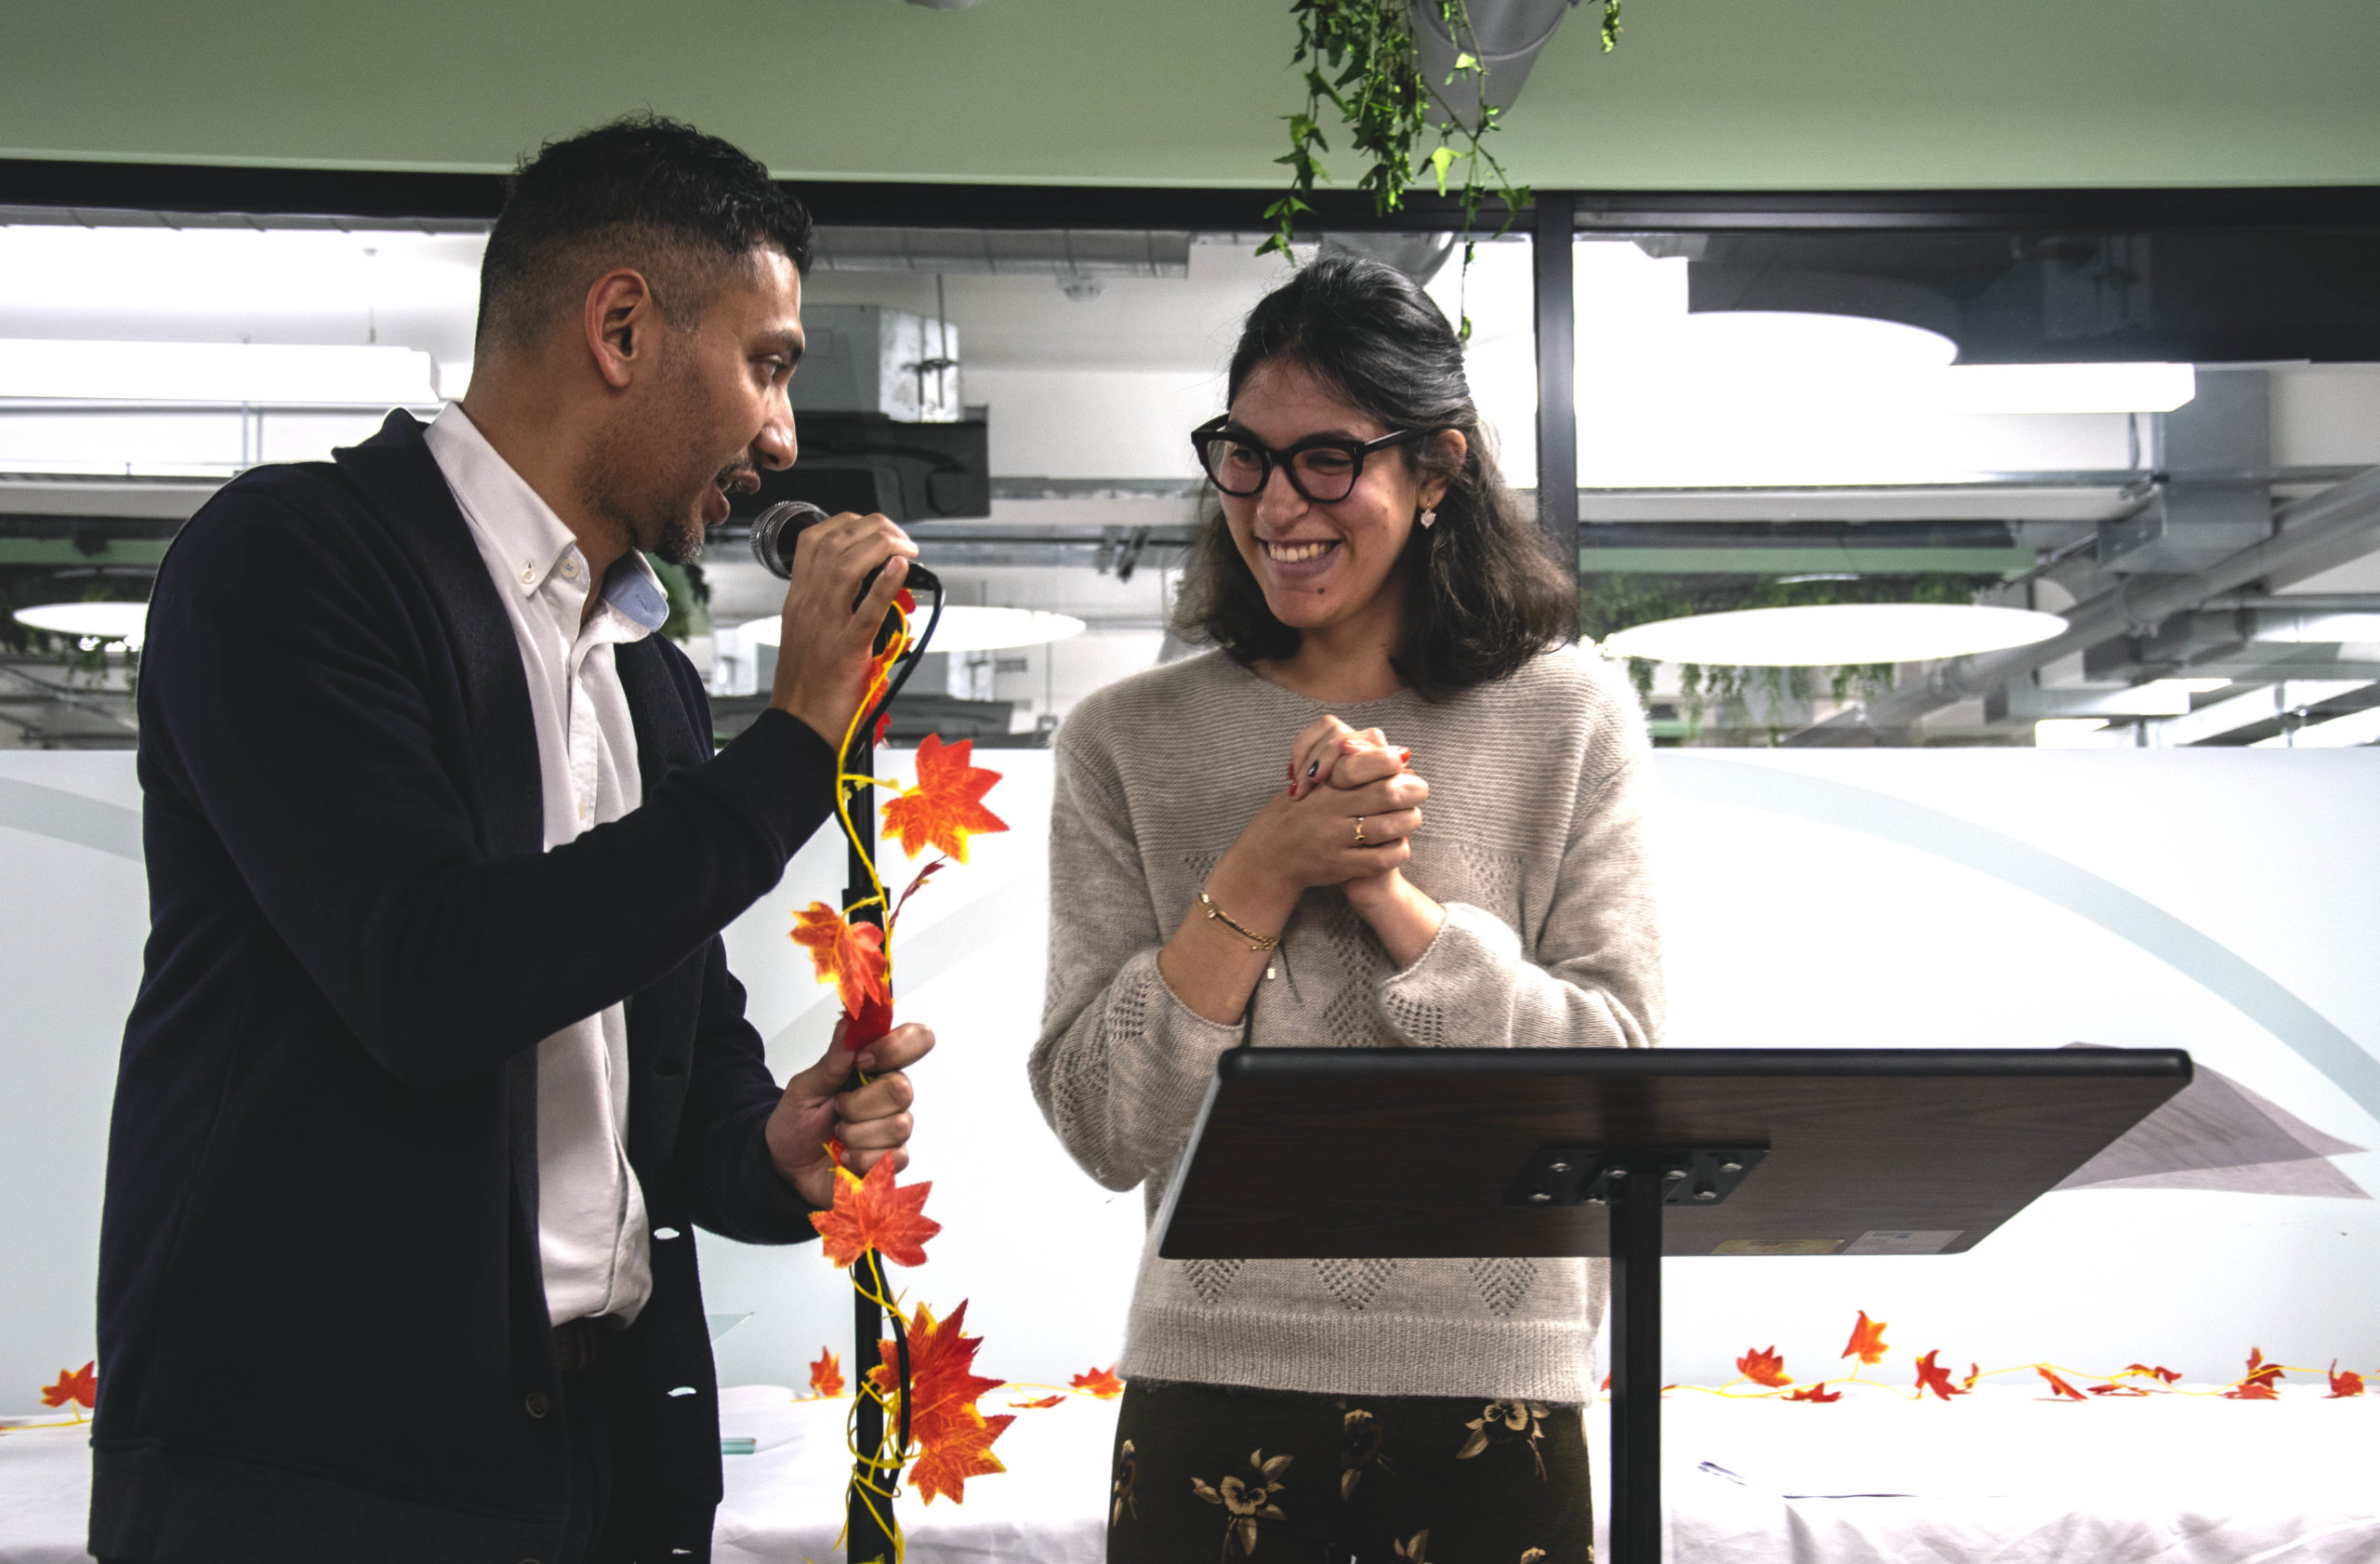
top-left (1419, 509), bottom-right (1437, 529)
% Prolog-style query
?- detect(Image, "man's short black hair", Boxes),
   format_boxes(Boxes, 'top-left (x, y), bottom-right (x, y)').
top-left (475, 113), bottom-right (813, 351)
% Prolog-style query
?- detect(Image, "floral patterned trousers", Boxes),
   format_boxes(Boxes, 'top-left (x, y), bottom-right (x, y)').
top-left (1107, 1379), bottom-right (1593, 1564)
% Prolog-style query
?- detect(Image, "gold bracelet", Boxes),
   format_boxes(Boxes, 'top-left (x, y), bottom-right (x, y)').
top-left (1198, 891), bottom-right (1280, 952)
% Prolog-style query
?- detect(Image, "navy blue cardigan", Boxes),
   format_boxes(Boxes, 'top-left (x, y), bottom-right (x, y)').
top-left (93, 411), bottom-right (838, 1564)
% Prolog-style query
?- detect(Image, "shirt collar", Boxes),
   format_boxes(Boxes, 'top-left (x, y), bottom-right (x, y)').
top-left (426, 403), bottom-right (671, 640)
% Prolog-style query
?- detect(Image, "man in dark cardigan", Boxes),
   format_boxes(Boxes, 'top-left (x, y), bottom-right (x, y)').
top-left (90, 117), bottom-right (930, 1564)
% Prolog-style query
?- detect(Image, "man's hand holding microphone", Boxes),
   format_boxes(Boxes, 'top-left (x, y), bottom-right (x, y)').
top-left (757, 508), bottom-right (935, 1208)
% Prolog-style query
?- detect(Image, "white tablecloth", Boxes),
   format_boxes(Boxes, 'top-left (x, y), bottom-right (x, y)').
top-left (6, 1385), bottom-right (2375, 1563)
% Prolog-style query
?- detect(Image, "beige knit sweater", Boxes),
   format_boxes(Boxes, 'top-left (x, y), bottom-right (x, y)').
top-left (1028, 647), bottom-right (1663, 1404)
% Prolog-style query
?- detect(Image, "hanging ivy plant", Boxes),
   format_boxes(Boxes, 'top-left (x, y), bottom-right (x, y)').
top-left (1261, 0), bottom-right (1623, 338)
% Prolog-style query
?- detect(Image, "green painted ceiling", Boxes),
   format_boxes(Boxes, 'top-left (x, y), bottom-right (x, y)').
top-left (4, 0), bottom-right (2380, 191)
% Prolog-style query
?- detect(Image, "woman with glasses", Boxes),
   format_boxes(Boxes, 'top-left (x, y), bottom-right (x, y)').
top-left (1030, 253), bottom-right (1661, 1563)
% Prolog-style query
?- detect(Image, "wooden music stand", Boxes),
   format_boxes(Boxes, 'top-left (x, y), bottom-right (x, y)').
top-left (1154, 1046), bottom-right (2192, 1564)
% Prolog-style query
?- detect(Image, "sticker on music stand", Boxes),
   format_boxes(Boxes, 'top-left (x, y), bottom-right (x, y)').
top-left (1844, 1229), bottom-right (1964, 1255)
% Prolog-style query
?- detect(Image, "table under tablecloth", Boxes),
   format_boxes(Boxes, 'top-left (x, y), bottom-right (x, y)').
top-left (5, 1385), bottom-right (2373, 1563)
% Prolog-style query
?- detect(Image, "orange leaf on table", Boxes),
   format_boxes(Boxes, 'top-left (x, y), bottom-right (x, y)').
top-left (1913, 1350), bottom-right (1969, 1401)
top-left (881, 734), bottom-right (1009, 863)
top-left (2224, 1346), bottom-right (2285, 1400)
top-left (1735, 1346), bottom-right (1792, 1388)
top-left (1962, 1362), bottom-right (1982, 1390)
top-left (789, 903), bottom-right (889, 1018)
top-left (2326, 1362), bottom-right (2365, 1398)
top-left (1010, 1393), bottom-right (1065, 1409)
top-left (1070, 1365), bottom-right (1125, 1398)
top-left (809, 1153), bottom-right (940, 1270)
top-left (2122, 1363), bottom-right (2184, 1385)
top-left (2088, 1381), bottom-right (2150, 1396)
top-left (1842, 1310), bottom-right (1889, 1366)
top-left (2036, 1367), bottom-right (2087, 1400)
top-left (1783, 1382), bottom-right (1842, 1403)
top-left (810, 1348), bottom-right (846, 1398)
top-left (38, 1361), bottom-right (94, 1411)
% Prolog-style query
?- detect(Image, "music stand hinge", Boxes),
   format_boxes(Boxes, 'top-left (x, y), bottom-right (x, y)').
top-left (1506, 1146), bottom-right (1766, 1208)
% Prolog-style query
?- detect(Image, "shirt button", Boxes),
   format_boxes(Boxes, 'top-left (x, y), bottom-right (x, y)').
top-left (520, 567), bottom-right (536, 585)
top-left (524, 1391), bottom-right (550, 1419)
top-left (561, 558), bottom-right (579, 579)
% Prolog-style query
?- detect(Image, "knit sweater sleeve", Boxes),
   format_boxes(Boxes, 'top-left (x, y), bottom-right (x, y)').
top-left (1375, 664), bottom-right (1664, 1053)
top-left (1028, 702), bottom-right (1246, 1192)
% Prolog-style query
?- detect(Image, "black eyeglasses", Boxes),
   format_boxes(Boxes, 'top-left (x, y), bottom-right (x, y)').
top-left (1191, 417), bottom-right (1435, 504)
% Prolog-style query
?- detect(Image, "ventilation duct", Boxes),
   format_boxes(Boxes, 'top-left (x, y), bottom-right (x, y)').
top-left (1414, 0), bottom-right (1585, 127)
top-left (810, 227), bottom-right (1189, 278)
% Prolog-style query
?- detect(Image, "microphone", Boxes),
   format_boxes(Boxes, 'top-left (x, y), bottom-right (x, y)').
top-left (749, 500), bottom-right (942, 597)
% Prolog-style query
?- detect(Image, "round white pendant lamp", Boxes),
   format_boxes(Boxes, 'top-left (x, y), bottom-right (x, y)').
top-left (12, 601), bottom-right (148, 649)
top-left (1602, 603), bottom-right (2066, 668)
top-left (737, 605), bottom-right (1086, 656)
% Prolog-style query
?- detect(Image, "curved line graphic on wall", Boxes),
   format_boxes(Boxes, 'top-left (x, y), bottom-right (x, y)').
top-left (0, 778), bottom-right (141, 862)
top-left (1662, 756), bottom-right (2380, 1123)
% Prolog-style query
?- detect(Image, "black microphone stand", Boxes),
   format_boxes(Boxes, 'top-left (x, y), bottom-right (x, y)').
top-left (841, 572), bottom-right (941, 1564)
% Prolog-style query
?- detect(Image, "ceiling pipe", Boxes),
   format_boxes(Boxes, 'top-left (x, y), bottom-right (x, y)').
top-left (1414, 0), bottom-right (1583, 128)
top-left (1789, 463), bottom-right (2380, 741)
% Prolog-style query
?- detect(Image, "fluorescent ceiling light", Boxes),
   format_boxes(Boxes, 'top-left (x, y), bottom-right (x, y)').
top-left (1664, 311), bottom-right (1958, 375)
top-left (738, 605), bottom-right (1085, 656)
top-left (2035, 718), bottom-right (2113, 749)
top-left (14, 601), bottom-right (147, 649)
top-left (1602, 603), bottom-right (2066, 668)
top-left (0, 339), bottom-right (438, 404)
top-left (1918, 363), bottom-right (2195, 415)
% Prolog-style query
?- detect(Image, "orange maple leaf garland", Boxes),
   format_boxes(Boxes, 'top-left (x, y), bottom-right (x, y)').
top-left (810, 1152), bottom-right (942, 1270)
top-left (788, 903), bottom-right (890, 1019)
top-left (39, 1361), bottom-right (95, 1414)
top-left (880, 734), bottom-right (1010, 864)
top-left (1070, 1364), bottom-right (1126, 1398)
top-left (1783, 1382), bottom-right (1842, 1403)
top-left (1912, 1350), bottom-right (1970, 1401)
top-left (2036, 1366), bottom-right (2088, 1401)
top-left (1734, 1346), bottom-right (1792, 1388)
top-left (868, 1300), bottom-right (1013, 1504)
top-left (810, 1348), bottom-right (847, 1399)
top-left (1842, 1310), bottom-right (1889, 1368)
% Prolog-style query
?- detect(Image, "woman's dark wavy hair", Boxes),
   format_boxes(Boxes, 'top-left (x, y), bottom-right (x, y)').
top-left (1171, 253), bottom-right (1576, 699)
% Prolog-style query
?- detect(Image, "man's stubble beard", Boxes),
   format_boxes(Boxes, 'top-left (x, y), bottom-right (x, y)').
top-left (581, 344), bottom-right (719, 569)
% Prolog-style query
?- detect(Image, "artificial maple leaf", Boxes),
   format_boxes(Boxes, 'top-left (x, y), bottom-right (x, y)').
top-left (1784, 1382), bottom-right (1842, 1402)
top-left (2123, 1363), bottom-right (2184, 1385)
top-left (38, 1361), bottom-right (94, 1412)
top-left (886, 856), bottom-right (949, 935)
top-left (810, 1348), bottom-right (846, 1398)
top-left (2326, 1361), bottom-right (2365, 1398)
top-left (1735, 1346), bottom-right (1792, 1387)
top-left (1070, 1365), bottom-right (1125, 1398)
top-left (880, 734), bottom-right (1009, 863)
top-left (1913, 1350), bottom-right (1969, 1402)
top-left (868, 1300), bottom-right (1012, 1504)
top-left (809, 1153), bottom-right (940, 1269)
top-left (789, 903), bottom-right (890, 1018)
top-left (2088, 1382), bottom-right (2150, 1396)
top-left (2223, 1346), bottom-right (2285, 1400)
top-left (910, 1408), bottom-right (1013, 1504)
top-left (1010, 1394), bottom-right (1065, 1409)
top-left (2037, 1367), bottom-right (2087, 1400)
top-left (1842, 1310), bottom-right (1889, 1366)
top-left (1962, 1363), bottom-right (1983, 1390)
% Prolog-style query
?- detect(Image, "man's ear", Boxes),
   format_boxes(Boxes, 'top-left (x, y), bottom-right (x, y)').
top-left (585, 268), bottom-right (656, 391)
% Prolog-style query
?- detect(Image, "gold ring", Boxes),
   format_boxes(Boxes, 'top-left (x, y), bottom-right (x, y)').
top-left (1353, 816), bottom-right (1368, 846)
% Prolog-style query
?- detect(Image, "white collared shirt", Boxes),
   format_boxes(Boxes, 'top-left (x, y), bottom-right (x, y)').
top-left (425, 404), bottom-right (673, 1327)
